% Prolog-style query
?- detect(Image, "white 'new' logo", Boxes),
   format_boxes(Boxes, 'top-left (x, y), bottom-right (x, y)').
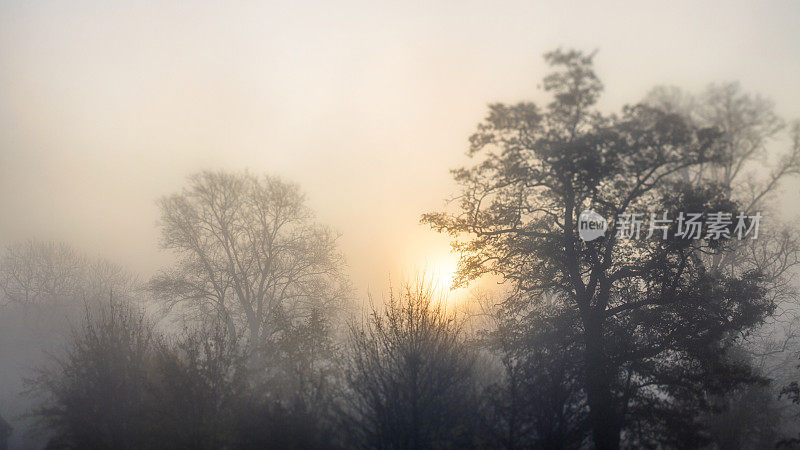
top-left (578, 210), bottom-right (607, 242)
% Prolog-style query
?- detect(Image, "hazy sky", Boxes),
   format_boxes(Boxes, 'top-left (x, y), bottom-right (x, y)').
top-left (1, 0), bottom-right (799, 299)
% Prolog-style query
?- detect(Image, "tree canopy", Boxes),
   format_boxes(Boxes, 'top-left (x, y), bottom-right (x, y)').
top-left (424, 49), bottom-right (779, 448)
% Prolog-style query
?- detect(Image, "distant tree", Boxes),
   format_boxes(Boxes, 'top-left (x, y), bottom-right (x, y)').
top-left (646, 83), bottom-right (800, 444)
top-left (424, 49), bottom-right (776, 448)
top-left (150, 171), bottom-right (350, 350)
top-left (644, 82), bottom-right (787, 190)
top-left (0, 241), bottom-right (84, 306)
top-left (643, 83), bottom-right (800, 286)
top-left (344, 280), bottom-right (481, 449)
top-left (0, 240), bottom-right (137, 307)
top-left (260, 307), bottom-right (341, 427)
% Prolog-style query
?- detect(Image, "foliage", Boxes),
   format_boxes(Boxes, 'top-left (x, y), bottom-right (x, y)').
top-left (27, 297), bottom-right (344, 449)
top-left (27, 299), bottom-right (158, 449)
top-left (424, 49), bottom-right (777, 448)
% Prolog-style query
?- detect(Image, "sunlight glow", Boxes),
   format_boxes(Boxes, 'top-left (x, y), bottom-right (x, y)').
top-left (430, 254), bottom-right (460, 293)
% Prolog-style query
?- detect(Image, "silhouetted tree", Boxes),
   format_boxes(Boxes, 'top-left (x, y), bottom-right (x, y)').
top-left (260, 307), bottom-right (341, 430)
top-left (345, 280), bottom-right (481, 449)
top-left (27, 298), bottom-right (159, 449)
top-left (149, 321), bottom-right (248, 449)
top-left (424, 49), bottom-right (776, 448)
top-left (480, 295), bottom-right (586, 448)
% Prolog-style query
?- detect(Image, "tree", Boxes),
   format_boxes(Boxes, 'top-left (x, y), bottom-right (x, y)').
top-left (345, 279), bottom-right (480, 449)
top-left (644, 82), bottom-right (787, 191)
top-left (643, 83), bottom-right (800, 287)
top-left (26, 293), bottom-right (340, 449)
top-left (424, 49), bottom-right (775, 448)
top-left (480, 294), bottom-right (587, 448)
top-left (0, 241), bottom-right (139, 449)
top-left (646, 83), bottom-right (800, 443)
top-left (260, 307), bottom-right (341, 428)
top-left (0, 241), bottom-right (83, 306)
top-left (150, 171), bottom-right (350, 351)
top-left (149, 321), bottom-right (249, 449)
top-left (0, 240), bottom-right (138, 308)
top-left (27, 298), bottom-right (159, 449)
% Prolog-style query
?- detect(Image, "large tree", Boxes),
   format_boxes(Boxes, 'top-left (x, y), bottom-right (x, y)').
top-left (150, 171), bottom-right (350, 349)
top-left (424, 50), bottom-right (777, 448)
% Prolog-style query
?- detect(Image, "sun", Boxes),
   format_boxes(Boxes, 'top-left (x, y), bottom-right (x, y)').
top-left (436, 267), bottom-right (456, 291)
top-left (430, 254), bottom-right (460, 292)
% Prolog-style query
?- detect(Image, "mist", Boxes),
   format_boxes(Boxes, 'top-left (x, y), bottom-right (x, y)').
top-left (3, 1), bottom-right (799, 294)
top-left (2, 1), bottom-right (800, 448)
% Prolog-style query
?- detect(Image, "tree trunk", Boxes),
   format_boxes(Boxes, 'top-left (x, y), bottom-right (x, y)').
top-left (583, 314), bottom-right (621, 450)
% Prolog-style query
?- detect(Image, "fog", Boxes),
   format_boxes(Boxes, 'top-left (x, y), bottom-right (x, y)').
top-left (2, 0), bottom-right (799, 297)
top-left (2, 1), bottom-right (800, 448)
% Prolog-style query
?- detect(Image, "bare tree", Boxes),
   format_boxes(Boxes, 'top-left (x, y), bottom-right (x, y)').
top-left (0, 240), bottom-right (138, 308)
top-left (0, 241), bottom-right (84, 306)
top-left (643, 82), bottom-right (788, 194)
top-left (345, 279), bottom-right (480, 449)
top-left (150, 171), bottom-right (350, 350)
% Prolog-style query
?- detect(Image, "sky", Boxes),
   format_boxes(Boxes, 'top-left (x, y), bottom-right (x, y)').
top-left (1, 0), bottom-right (799, 301)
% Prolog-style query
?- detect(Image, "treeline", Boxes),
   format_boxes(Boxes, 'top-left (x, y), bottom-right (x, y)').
top-left (34, 280), bottom-right (479, 449)
top-left (28, 298), bottom-right (340, 449)
top-left (4, 243), bottom-right (797, 449)
top-left (14, 268), bottom-right (489, 449)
